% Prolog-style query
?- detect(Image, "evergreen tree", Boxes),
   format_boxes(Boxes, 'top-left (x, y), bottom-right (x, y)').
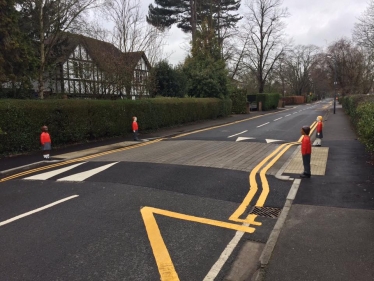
top-left (150, 60), bottom-right (186, 97)
top-left (147, 0), bottom-right (241, 42)
top-left (0, 0), bottom-right (37, 94)
top-left (183, 20), bottom-right (230, 98)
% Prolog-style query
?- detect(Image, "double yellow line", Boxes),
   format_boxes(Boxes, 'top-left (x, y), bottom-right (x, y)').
top-left (0, 139), bottom-right (163, 183)
top-left (230, 121), bottom-right (317, 223)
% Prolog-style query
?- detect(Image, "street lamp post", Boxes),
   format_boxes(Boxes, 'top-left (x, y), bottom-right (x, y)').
top-left (333, 60), bottom-right (337, 114)
top-left (327, 54), bottom-right (337, 114)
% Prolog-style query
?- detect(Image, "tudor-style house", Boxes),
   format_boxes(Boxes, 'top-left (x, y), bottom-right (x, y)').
top-left (47, 33), bottom-right (151, 99)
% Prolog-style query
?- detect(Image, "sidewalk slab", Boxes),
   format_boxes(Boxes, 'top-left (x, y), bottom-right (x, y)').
top-left (265, 204), bottom-right (374, 281)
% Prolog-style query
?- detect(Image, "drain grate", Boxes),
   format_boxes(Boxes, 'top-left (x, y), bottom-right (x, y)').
top-left (249, 206), bottom-right (282, 218)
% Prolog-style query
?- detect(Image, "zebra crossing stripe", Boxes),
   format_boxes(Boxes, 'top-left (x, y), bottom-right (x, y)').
top-left (24, 162), bottom-right (86, 180)
top-left (57, 162), bottom-right (118, 182)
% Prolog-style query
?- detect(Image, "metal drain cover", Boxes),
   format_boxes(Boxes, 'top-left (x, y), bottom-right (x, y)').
top-left (249, 206), bottom-right (282, 218)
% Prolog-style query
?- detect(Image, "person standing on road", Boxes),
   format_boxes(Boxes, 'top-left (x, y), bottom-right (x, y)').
top-left (132, 116), bottom-right (139, 141)
top-left (314, 116), bottom-right (323, 147)
top-left (300, 126), bottom-right (311, 178)
top-left (40, 125), bottom-right (52, 160)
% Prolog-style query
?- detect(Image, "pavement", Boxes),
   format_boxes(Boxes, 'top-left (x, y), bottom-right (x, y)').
top-left (262, 104), bottom-right (374, 281)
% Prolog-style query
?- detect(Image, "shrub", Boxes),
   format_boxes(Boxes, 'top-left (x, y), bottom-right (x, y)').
top-left (0, 98), bottom-right (231, 155)
top-left (341, 95), bottom-right (374, 153)
top-left (357, 102), bottom-right (374, 152)
top-left (230, 88), bottom-right (247, 114)
top-left (256, 93), bottom-right (280, 111)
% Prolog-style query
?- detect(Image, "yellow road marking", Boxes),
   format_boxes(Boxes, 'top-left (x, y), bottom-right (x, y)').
top-left (229, 143), bottom-right (289, 222)
top-left (0, 139), bottom-right (163, 182)
top-left (171, 108), bottom-right (294, 139)
top-left (256, 144), bottom-right (295, 207)
top-left (141, 207), bottom-right (257, 281)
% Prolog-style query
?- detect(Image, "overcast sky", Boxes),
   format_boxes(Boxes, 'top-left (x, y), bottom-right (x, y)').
top-left (141, 0), bottom-right (369, 65)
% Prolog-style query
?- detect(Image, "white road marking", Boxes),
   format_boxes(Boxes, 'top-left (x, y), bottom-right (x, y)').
top-left (24, 162), bottom-right (86, 180)
top-left (265, 139), bottom-right (283, 143)
top-left (257, 122), bottom-right (270, 128)
top-left (235, 137), bottom-right (255, 142)
top-left (228, 130), bottom-right (248, 138)
top-left (203, 224), bottom-right (248, 280)
top-left (273, 117), bottom-right (283, 121)
top-left (57, 162), bottom-right (118, 182)
top-left (293, 112), bottom-right (298, 114)
top-left (285, 114), bottom-right (291, 117)
top-left (0, 195), bottom-right (79, 227)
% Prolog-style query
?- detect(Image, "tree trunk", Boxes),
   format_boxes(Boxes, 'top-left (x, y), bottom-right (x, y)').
top-left (38, 0), bottom-right (45, 99)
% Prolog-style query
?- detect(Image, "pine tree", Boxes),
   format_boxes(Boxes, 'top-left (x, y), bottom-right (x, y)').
top-left (0, 0), bottom-right (36, 89)
top-left (147, 0), bottom-right (241, 43)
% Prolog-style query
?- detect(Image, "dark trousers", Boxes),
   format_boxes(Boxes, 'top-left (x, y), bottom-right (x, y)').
top-left (133, 130), bottom-right (139, 140)
top-left (302, 154), bottom-right (311, 175)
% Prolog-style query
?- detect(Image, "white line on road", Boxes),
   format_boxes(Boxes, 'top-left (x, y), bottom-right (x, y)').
top-left (57, 162), bottom-right (118, 182)
top-left (0, 195), bottom-right (79, 227)
top-left (293, 112), bottom-right (298, 114)
top-left (285, 114), bottom-right (291, 117)
top-left (257, 122), bottom-right (270, 128)
top-left (24, 162), bottom-right (86, 180)
top-left (274, 117), bottom-right (283, 121)
top-left (203, 223), bottom-right (249, 280)
top-left (228, 130), bottom-right (248, 138)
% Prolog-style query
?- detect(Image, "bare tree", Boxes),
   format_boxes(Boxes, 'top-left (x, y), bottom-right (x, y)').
top-left (283, 45), bottom-right (320, 96)
top-left (102, 0), bottom-right (168, 65)
top-left (327, 39), bottom-right (374, 96)
top-left (18, 0), bottom-right (98, 98)
top-left (240, 0), bottom-right (289, 93)
top-left (353, 0), bottom-right (374, 50)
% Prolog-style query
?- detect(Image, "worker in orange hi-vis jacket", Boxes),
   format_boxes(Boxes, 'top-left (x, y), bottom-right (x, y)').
top-left (132, 116), bottom-right (139, 141)
top-left (314, 115), bottom-right (323, 147)
top-left (300, 126), bottom-right (312, 178)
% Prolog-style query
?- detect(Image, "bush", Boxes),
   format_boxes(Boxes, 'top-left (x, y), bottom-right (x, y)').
top-left (0, 98), bottom-right (232, 155)
top-left (341, 95), bottom-right (374, 153)
top-left (256, 93), bottom-right (280, 111)
top-left (230, 89), bottom-right (247, 114)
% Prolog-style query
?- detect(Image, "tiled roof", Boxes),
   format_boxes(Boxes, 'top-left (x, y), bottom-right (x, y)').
top-left (49, 32), bottom-right (151, 74)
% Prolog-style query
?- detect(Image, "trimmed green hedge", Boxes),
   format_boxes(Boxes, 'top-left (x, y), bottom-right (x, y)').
top-left (256, 93), bottom-right (280, 111)
top-left (341, 95), bottom-right (374, 152)
top-left (0, 98), bottom-right (232, 155)
top-left (230, 89), bottom-right (247, 114)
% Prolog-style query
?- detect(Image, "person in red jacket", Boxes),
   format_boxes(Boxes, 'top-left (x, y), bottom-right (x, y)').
top-left (314, 115), bottom-right (323, 147)
top-left (132, 116), bottom-right (139, 141)
top-left (40, 125), bottom-right (52, 160)
top-left (300, 126), bottom-right (311, 178)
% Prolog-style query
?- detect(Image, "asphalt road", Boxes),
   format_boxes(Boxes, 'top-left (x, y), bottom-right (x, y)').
top-left (0, 100), bottom-right (331, 281)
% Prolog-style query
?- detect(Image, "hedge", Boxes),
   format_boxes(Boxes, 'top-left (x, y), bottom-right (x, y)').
top-left (230, 89), bottom-right (247, 114)
top-left (341, 95), bottom-right (374, 152)
top-left (0, 98), bottom-right (232, 155)
top-left (282, 96), bottom-right (305, 105)
top-left (256, 93), bottom-right (280, 111)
